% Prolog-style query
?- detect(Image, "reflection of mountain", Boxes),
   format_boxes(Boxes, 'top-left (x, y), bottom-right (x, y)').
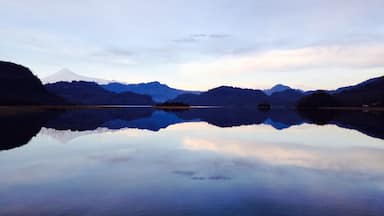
top-left (44, 108), bottom-right (384, 140)
top-left (332, 111), bottom-right (384, 140)
top-left (45, 108), bottom-right (153, 131)
top-left (101, 111), bottom-right (190, 131)
top-left (0, 110), bottom-right (59, 151)
top-left (299, 109), bottom-right (384, 140)
top-left (39, 127), bottom-right (112, 143)
top-left (1, 108), bottom-right (383, 151)
top-left (174, 108), bottom-right (304, 129)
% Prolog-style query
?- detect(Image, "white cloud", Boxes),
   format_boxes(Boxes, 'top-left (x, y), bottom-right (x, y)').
top-left (179, 43), bottom-right (384, 76)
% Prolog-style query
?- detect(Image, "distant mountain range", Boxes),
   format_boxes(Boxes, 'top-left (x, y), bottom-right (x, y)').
top-left (171, 77), bottom-right (383, 108)
top-left (45, 81), bottom-right (154, 105)
top-left (102, 81), bottom-right (200, 102)
top-left (171, 86), bottom-right (268, 107)
top-left (171, 86), bottom-right (306, 107)
top-left (43, 69), bottom-right (200, 102)
top-left (0, 61), bottom-right (383, 108)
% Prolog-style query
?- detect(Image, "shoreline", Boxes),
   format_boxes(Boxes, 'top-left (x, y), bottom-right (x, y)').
top-left (318, 107), bottom-right (384, 111)
top-left (0, 105), bottom-right (383, 112)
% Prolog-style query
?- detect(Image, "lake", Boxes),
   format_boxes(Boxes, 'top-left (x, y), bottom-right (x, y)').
top-left (0, 107), bottom-right (383, 216)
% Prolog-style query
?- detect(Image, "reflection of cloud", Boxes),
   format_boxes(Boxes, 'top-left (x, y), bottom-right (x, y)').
top-left (41, 127), bottom-right (153, 144)
top-left (89, 149), bottom-right (136, 164)
top-left (40, 127), bottom-right (111, 143)
top-left (0, 160), bottom-right (85, 187)
top-left (191, 177), bottom-right (206, 180)
top-left (166, 122), bottom-right (213, 131)
top-left (184, 138), bottom-right (314, 167)
top-left (209, 34), bottom-right (231, 39)
top-left (173, 170), bottom-right (196, 176)
top-left (208, 175), bottom-right (231, 180)
top-left (173, 171), bottom-right (231, 181)
top-left (179, 43), bottom-right (384, 75)
top-left (182, 137), bottom-right (384, 175)
top-left (89, 154), bottom-right (132, 164)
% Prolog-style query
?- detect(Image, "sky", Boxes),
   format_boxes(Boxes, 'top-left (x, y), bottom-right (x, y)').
top-left (1, 0), bottom-right (384, 90)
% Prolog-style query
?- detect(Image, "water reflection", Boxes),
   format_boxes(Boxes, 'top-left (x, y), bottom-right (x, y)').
top-left (0, 108), bottom-right (382, 151)
top-left (0, 108), bottom-right (383, 215)
top-left (0, 110), bottom-right (59, 151)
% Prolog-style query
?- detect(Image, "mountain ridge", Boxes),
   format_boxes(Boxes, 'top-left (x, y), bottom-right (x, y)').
top-left (102, 81), bottom-right (200, 102)
top-left (45, 81), bottom-right (154, 105)
top-left (0, 61), bottom-right (65, 105)
top-left (1, 61), bottom-right (382, 108)
top-left (43, 69), bottom-right (201, 102)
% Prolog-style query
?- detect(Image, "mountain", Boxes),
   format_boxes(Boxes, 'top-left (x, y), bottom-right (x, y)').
top-left (172, 86), bottom-right (305, 107)
top-left (171, 86), bottom-right (268, 107)
top-left (0, 61), bottom-right (64, 105)
top-left (264, 84), bottom-right (292, 95)
top-left (42, 69), bottom-right (110, 84)
top-left (333, 76), bottom-right (384, 107)
top-left (44, 70), bottom-right (200, 102)
top-left (331, 76), bottom-right (383, 94)
top-left (298, 76), bottom-right (384, 108)
top-left (297, 91), bottom-right (338, 108)
top-left (268, 89), bottom-right (305, 107)
top-left (45, 81), bottom-right (154, 105)
top-left (102, 81), bottom-right (200, 102)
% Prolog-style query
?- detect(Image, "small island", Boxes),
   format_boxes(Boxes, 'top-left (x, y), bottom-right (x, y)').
top-left (257, 103), bottom-right (271, 111)
top-left (153, 102), bottom-right (191, 110)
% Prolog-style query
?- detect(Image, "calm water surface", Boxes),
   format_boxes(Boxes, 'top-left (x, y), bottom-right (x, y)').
top-left (0, 108), bottom-right (383, 216)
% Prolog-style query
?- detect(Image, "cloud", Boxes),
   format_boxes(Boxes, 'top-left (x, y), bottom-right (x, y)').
top-left (209, 34), bottom-right (231, 39)
top-left (173, 33), bottom-right (231, 43)
top-left (179, 42), bottom-right (384, 76)
top-left (89, 47), bottom-right (138, 65)
top-left (172, 37), bottom-right (199, 43)
top-left (99, 48), bottom-right (136, 57)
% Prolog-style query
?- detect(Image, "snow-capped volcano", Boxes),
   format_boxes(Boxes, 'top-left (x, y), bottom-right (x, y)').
top-left (42, 69), bottom-right (110, 84)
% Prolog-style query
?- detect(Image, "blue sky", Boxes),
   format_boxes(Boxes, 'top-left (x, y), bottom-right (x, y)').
top-left (1, 0), bottom-right (384, 90)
